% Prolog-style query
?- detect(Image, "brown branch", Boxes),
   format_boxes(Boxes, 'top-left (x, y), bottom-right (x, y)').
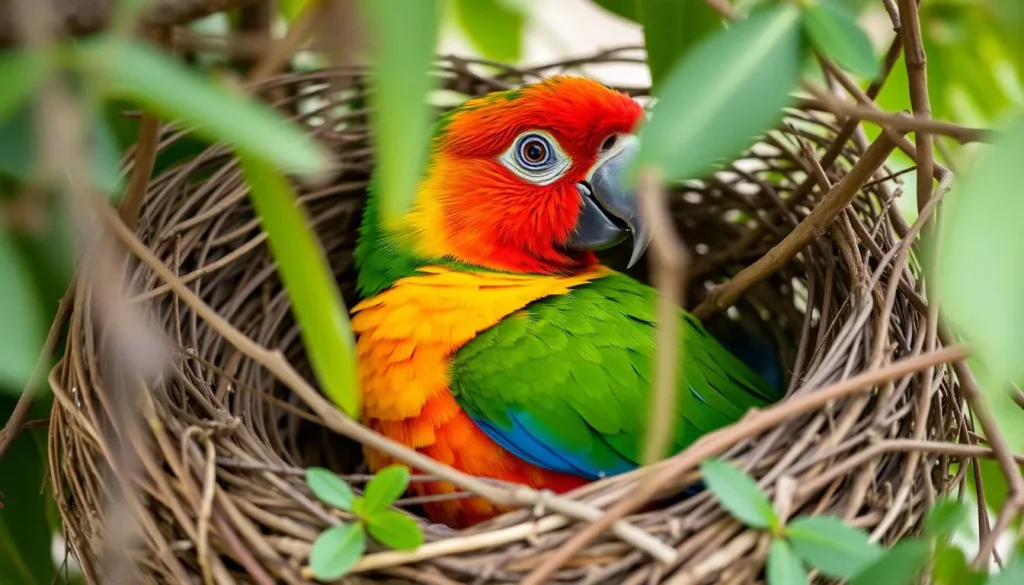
top-left (521, 344), bottom-right (970, 585)
top-left (691, 130), bottom-right (902, 319)
top-left (897, 0), bottom-right (935, 212)
top-left (798, 94), bottom-right (990, 144)
top-left (0, 0), bottom-right (261, 45)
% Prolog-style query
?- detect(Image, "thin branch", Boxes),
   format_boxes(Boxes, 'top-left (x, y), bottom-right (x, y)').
top-left (692, 130), bottom-right (903, 319)
top-left (897, 0), bottom-right (936, 212)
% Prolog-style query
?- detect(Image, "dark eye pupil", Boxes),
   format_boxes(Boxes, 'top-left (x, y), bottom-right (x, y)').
top-left (524, 140), bottom-right (546, 162)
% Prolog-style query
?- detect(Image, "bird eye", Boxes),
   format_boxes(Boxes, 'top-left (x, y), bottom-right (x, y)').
top-left (515, 134), bottom-right (554, 169)
top-left (500, 130), bottom-right (570, 185)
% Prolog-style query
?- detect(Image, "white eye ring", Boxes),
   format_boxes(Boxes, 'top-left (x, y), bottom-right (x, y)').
top-left (499, 130), bottom-right (571, 185)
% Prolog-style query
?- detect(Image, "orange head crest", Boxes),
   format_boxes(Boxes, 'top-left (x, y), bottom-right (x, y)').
top-left (356, 75), bottom-right (650, 294)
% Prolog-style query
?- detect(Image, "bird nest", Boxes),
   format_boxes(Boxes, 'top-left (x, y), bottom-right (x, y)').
top-left (48, 48), bottom-right (969, 584)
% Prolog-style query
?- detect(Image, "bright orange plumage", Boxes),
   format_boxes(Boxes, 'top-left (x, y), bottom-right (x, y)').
top-left (351, 266), bottom-right (610, 527)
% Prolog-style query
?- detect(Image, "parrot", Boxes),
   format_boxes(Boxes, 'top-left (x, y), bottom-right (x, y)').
top-left (350, 75), bottom-right (783, 529)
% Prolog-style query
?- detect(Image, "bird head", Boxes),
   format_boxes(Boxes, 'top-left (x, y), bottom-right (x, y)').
top-left (357, 75), bottom-right (650, 293)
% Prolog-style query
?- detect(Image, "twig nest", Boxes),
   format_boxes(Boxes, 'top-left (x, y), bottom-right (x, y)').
top-left (49, 49), bottom-right (966, 584)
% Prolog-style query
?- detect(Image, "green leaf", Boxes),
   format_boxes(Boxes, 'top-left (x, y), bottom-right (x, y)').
top-left (0, 413), bottom-right (56, 584)
top-left (786, 515), bottom-right (882, 579)
top-left (359, 0), bottom-right (439, 227)
top-left (639, 0), bottom-right (723, 89)
top-left (987, 549), bottom-right (1024, 585)
top-left (633, 2), bottom-right (805, 184)
top-left (933, 542), bottom-right (987, 585)
top-left (451, 0), bottom-right (525, 63)
top-left (306, 468), bottom-right (356, 511)
top-left (699, 458), bottom-right (777, 529)
top-left (803, 0), bottom-right (879, 79)
top-left (0, 49), bottom-right (54, 120)
top-left (77, 39), bottom-right (331, 177)
top-left (849, 539), bottom-right (930, 585)
top-left (767, 539), bottom-right (808, 585)
top-left (365, 510), bottom-right (424, 551)
top-left (361, 465), bottom-right (411, 515)
top-left (925, 498), bottom-right (969, 538)
top-left (937, 113), bottom-right (1024, 407)
top-left (308, 523), bottom-right (365, 581)
top-left (278, 0), bottom-right (309, 21)
top-left (0, 230), bottom-right (46, 391)
top-left (237, 154), bottom-right (360, 416)
top-left (592, 0), bottom-right (638, 22)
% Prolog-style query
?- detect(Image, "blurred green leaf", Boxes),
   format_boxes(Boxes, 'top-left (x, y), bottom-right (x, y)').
top-left (309, 523), bottom-right (365, 580)
top-left (0, 230), bottom-right (46, 391)
top-left (786, 515), bottom-right (881, 579)
top-left (933, 542), bottom-right (987, 585)
top-left (0, 418), bottom-right (55, 585)
top-left (278, 0), bottom-right (309, 21)
top-left (987, 548), bottom-right (1024, 585)
top-left (925, 498), bottom-right (969, 538)
top-left (78, 39), bottom-right (331, 177)
top-left (365, 510), bottom-right (424, 551)
top-left (360, 0), bottom-right (439, 227)
top-left (452, 0), bottom-right (525, 63)
top-left (849, 539), bottom-right (929, 585)
top-left (633, 2), bottom-right (805, 184)
top-left (700, 458), bottom-right (777, 529)
top-left (0, 49), bottom-right (54, 119)
top-left (592, 0), bottom-right (638, 22)
top-left (937, 113), bottom-right (1024, 391)
top-left (803, 0), bottom-right (878, 79)
top-left (767, 539), bottom-right (807, 585)
top-left (307, 468), bottom-right (356, 511)
top-left (639, 0), bottom-right (723, 89)
top-left (361, 465), bottom-right (410, 515)
top-left (237, 154), bottom-right (360, 416)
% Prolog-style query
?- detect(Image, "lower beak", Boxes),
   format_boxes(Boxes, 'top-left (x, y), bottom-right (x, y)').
top-left (565, 136), bottom-right (651, 268)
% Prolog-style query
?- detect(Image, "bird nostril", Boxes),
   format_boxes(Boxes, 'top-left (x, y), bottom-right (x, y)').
top-left (601, 135), bottom-right (617, 152)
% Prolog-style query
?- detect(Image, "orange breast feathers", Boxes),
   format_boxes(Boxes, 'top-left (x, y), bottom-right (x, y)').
top-left (349, 265), bottom-right (610, 527)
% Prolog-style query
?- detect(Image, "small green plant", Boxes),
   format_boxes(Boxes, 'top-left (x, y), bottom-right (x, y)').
top-left (700, 458), bottom-right (1024, 584)
top-left (305, 465), bottom-right (424, 581)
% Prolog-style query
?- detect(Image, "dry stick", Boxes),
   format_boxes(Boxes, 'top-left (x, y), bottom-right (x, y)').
top-left (691, 130), bottom-right (902, 319)
top-left (897, 0), bottom-right (935, 213)
top-left (89, 194), bottom-right (677, 566)
top-left (798, 95), bottom-right (989, 144)
top-left (520, 344), bottom-right (969, 585)
top-left (637, 167), bottom-right (690, 468)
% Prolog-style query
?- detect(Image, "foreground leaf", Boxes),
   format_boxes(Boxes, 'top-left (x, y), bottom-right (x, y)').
top-left (307, 468), bottom-right (356, 511)
top-left (767, 539), bottom-right (808, 585)
top-left (238, 154), bottom-right (360, 416)
top-left (925, 498), bottom-right (969, 538)
top-left (0, 420), bottom-right (55, 584)
top-left (452, 0), bottom-right (525, 63)
top-left (0, 49), bottom-right (53, 119)
top-left (849, 539), bottom-right (930, 585)
top-left (786, 515), bottom-right (881, 579)
top-left (593, 0), bottom-right (638, 22)
top-left (932, 542), bottom-right (987, 585)
top-left (803, 0), bottom-right (879, 79)
top-left (0, 231), bottom-right (46, 391)
top-left (700, 458), bottom-right (777, 529)
top-left (362, 465), bottom-right (411, 515)
top-left (309, 523), bottom-right (365, 580)
top-left (78, 39), bottom-right (331, 177)
top-left (639, 0), bottom-right (723, 89)
top-left (366, 510), bottom-right (424, 551)
top-left (633, 1), bottom-right (805, 184)
top-left (360, 0), bottom-right (439, 227)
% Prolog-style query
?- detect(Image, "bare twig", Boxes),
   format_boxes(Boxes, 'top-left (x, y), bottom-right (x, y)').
top-left (897, 0), bottom-right (935, 212)
top-left (692, 130), bottom-right (903, 318)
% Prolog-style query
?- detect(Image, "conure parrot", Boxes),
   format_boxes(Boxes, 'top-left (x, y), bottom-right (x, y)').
top-left (351, 75), bottom-right (782, 528)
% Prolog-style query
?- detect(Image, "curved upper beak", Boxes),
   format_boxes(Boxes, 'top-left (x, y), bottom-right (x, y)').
top-left (565, 135), bottom-right (651, 268)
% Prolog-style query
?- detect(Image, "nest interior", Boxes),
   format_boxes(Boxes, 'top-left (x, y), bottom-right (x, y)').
top-left (48, 49), bottom-right (968, 584)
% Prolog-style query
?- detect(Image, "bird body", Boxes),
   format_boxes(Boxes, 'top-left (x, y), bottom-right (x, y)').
top-left (352, 76), bottom-right (780, 528)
